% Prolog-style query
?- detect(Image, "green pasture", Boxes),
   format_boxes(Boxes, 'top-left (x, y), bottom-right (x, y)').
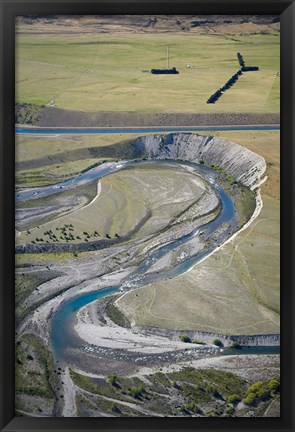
top-left (16, 32), bottom-right (279, 113)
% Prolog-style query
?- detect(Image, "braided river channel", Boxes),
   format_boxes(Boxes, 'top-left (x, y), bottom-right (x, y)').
top-left (17, 159), bottom-right (279, 365)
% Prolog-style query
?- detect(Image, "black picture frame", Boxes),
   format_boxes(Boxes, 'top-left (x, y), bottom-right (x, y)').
top-left (0, 1), bottom-right (294, 431)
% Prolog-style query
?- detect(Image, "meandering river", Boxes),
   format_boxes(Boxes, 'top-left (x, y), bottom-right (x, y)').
top-left (17, 159), bottom-right (279, 364)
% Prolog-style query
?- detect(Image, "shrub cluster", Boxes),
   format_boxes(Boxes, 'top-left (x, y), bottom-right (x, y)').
top-left (242, 379), bottom-right (280, 406)
top-left (227, 393), bottom-right (241, 404)
top-left (179, 334), bottom-right (191, 343)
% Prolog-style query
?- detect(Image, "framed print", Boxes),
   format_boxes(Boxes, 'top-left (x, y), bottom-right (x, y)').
top-left (0, 1), bottom-right (294, 431)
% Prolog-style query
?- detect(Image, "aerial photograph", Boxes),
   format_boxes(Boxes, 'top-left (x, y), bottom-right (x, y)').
top-left (15, 15), bottom-right (280, 418)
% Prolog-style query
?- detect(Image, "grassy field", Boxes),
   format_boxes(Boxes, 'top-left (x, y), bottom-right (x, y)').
top-left (16, 32), bottom-right (279, 113)
top-left (116, 130), bottom-right (280, 335)
top-left (16, 164), bottom-right (205, 245)
top-left (117, 196), bottom-right (280, 335)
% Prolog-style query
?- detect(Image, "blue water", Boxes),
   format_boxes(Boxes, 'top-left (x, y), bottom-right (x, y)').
top-left (16, 124), bottom-right (280, 136)
top-left (52, 287), bottom-right (119, 359)
top-left (223, 346), bottom-right (280, 356)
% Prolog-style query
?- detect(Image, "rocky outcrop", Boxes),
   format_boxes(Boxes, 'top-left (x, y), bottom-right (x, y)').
top-left (134, 133), bottom-right (266, 189)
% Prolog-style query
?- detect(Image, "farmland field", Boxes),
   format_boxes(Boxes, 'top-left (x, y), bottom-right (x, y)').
top-left (16, 32), bottom-right (279, 114)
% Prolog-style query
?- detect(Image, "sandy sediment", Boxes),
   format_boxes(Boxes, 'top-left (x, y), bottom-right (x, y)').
top-left (74, 304), bottom-right (208, 354)
top-left (62, 367), bottom-right (77, 417)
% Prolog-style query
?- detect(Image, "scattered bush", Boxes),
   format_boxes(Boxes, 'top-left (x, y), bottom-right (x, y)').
top-left (111, 403), bottom-right (121, 413)
top-left (181, 401), bottom-right (201, 414)
top-left (108, 374), bottom-right (118, 386)
top-left (172, 380), bottom-right (180, 389)
top-left (213, 338), bottom-right (223, 347)
top-left (268, 379), bottom-right (280, 393)
top-left (243, 392), bottom-right (256, 406)
top-left (225, 405), bottom-right (235, 416)
top-left (227, 394), bottom-right (241, 404)
top-left (231, 341), bottom-right (241, 349)
top-left (179, 334), bottom-right (191, 343)
top-left (256, 388), bottom-right (270, 401)
top-left (128, 384), bottom-right (146, 399)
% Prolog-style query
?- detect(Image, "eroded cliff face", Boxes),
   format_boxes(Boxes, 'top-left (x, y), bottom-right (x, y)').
top-left (134, 133), bottom-right (266, 189)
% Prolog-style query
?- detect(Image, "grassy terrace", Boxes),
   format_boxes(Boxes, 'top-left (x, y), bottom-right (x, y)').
top-left (16, 164), bottom-right (205, 245)
top-left (15, 134), bottom-right (137, 187)
top-left (16, 32), bottom-right (279, 114)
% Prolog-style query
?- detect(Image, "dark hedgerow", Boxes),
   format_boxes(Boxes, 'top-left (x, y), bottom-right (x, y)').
top-left (207, 53), bottom-right (259, 103)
